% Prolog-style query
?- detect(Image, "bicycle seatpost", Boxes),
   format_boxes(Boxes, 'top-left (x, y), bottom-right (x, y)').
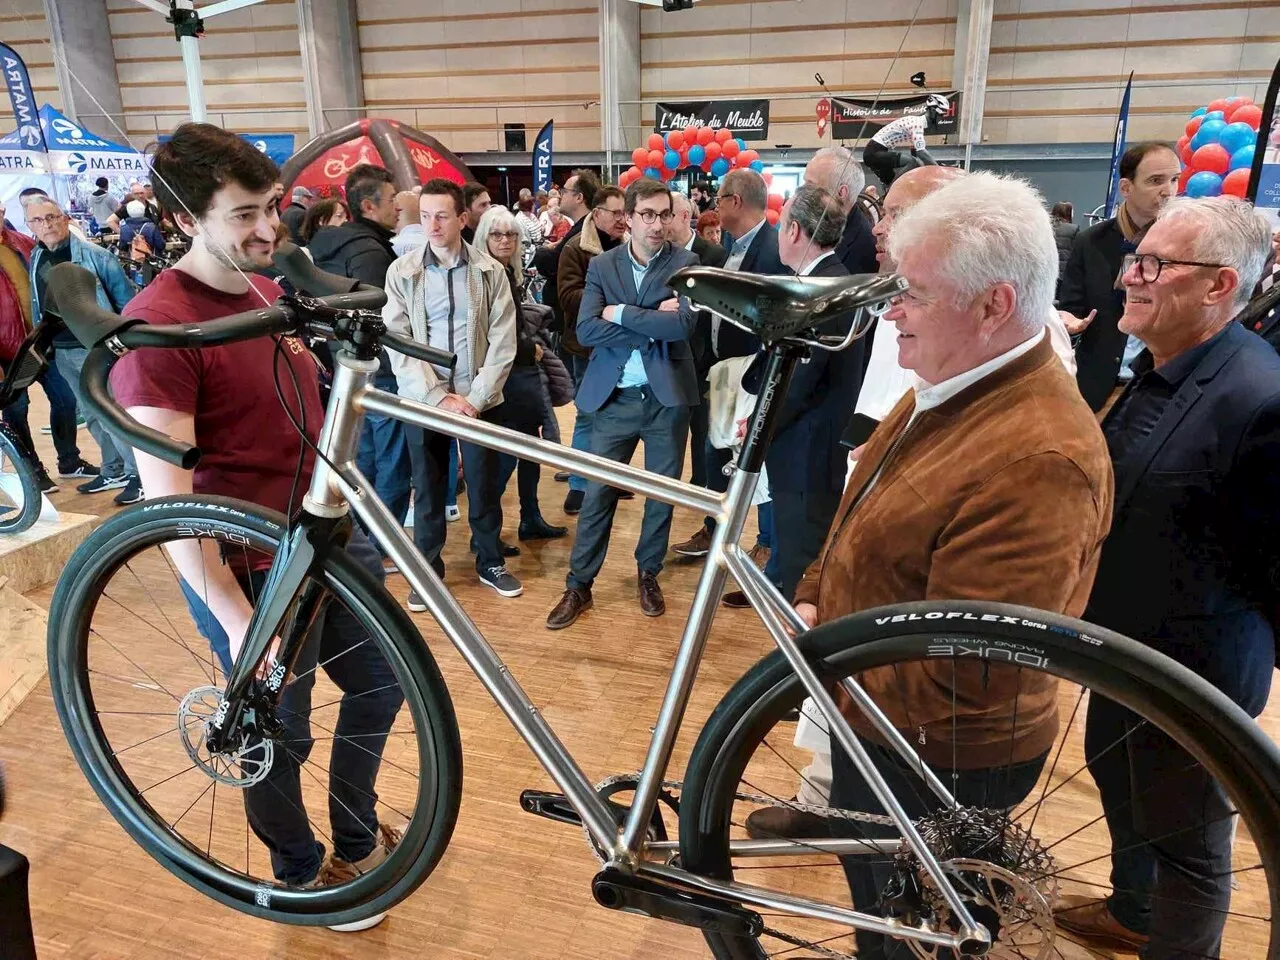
top-left (738, 342), bottom-right (806, 474)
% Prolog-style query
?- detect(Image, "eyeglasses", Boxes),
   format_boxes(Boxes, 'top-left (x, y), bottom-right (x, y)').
top-left (489, 230), bottom-right (519, 241)
top-left (596, 207), bottom-right (626, 219)
top-left (633, 210), bottom-right (674, 224)
top-left (714, 193), bottom-right (738, 206)
top-left (1122, 252), bottom-right (1226, 283)
top-left (26, 214), bottom-right (63, 227)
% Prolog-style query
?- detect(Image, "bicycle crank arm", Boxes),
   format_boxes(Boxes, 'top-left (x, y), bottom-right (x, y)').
top-left (591, 868), bottom-right (764, 938)
top-left (519, 789), bottom-right (585, 828)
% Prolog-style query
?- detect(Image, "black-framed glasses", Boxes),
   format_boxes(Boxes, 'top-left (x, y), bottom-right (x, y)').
top-left (1122, 252), bottom-right (1226, 283)
top-left (634, 210), bottom-right (674, 224)
top-left (26, 213), bottom-right (64, 227)
top-left (715, 193), bottom-right (738, 207)
top-left (595, 206), bottom-right (626, 220)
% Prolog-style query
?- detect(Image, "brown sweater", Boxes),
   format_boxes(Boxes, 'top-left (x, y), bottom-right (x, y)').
top-left (794, 335), bottom-right (1114, 768)
top-left (556, 215), bottom-right (612, 358)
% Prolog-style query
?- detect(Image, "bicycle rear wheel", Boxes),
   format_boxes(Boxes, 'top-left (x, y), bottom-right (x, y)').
top-left (0, 425), bottom-right (41, 535)
top-left (48, 496), bottom-right (463, 926)
top-left (679, 601), bottom-right (1280, 959)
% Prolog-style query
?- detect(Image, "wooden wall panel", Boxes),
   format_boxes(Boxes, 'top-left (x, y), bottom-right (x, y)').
top-left (106, 0), bottom-right (306, 144)
top-left (0, 0), bottom-right (64, 113)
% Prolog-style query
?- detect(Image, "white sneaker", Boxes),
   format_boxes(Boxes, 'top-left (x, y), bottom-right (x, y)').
top-left (328, 912), bottom-right (387, 933)
top-left (445, 504), bottom-right (460, 522)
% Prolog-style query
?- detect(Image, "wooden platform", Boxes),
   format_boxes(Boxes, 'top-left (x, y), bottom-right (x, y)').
top-left (0, 400), bottom-right (1273, 959)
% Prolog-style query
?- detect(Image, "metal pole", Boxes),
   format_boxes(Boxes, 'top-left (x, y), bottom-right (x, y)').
top-left (598, 0), bottom-right (614, 179)
top-left (960, 0), bottom-right (993, 170)
top-left (180, 34), bottom-right (206, 122)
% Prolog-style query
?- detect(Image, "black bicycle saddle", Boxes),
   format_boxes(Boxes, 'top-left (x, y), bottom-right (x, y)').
top-left (670, 266), bottom-right (908, 343)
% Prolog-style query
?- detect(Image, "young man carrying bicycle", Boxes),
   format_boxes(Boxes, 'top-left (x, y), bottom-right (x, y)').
top-left (108, 123), bottom-right (405, 931)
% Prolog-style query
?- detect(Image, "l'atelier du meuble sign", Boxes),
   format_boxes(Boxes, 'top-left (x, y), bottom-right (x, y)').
top-left (654, 99), bottom-right (771, 141)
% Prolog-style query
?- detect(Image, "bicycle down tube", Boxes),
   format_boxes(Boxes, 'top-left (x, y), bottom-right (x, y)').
top-left (295, 345), bottom-right (986, 948)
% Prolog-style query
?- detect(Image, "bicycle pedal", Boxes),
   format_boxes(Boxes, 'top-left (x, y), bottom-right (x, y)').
top-left (591, 869), bottom-right (763, 938)
top-left (519, 789), bottom-right (582, 828)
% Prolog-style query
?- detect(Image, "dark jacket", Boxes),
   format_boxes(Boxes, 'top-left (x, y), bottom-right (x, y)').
top-left (280, 202), bottom-right (308, 241)
top-left (713, 219), bottom-right (787, 363)
top-left (690, 234), bottom-right (729, 381)
top-left (1052, 218), bottom-right (1078, 275)
top-left (1085, 322), bottom-right (1280, 716)
top-left (556, 216), bottom-right (619, 357)
top-left (574, 241), bottom-right (700, 413)
top-left (308, 217), bottom-right (397, 288)
top-left (534, 215), bottom-right (587, 328)
top-left (834, 205), bottom-right (878, 276)
top-left (745, 253), bottom-right (864, 494)
top-left (119, 216), bottom-right (164, 254)
top-left (1059, 217), bottom-right (1130, 411)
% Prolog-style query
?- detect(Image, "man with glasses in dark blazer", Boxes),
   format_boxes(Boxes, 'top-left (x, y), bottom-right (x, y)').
top-left (546, 178), bottom-right (700, 630)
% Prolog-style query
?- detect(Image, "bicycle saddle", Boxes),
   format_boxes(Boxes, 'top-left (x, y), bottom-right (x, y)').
top-left (670, 266), bottom-right (908, 343)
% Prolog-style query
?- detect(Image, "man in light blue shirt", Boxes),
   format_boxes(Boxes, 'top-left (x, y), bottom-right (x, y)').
top-left (545, 178), bottom-right (701, 630)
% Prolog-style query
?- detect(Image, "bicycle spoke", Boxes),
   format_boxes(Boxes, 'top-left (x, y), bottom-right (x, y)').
top-left (88, 623), bottom-right (182, 704)
top-left (284, 741), bottom-right (415, 824)
top-left (128, 554), bottom-right (217, 686)
top-left (98, 587), bottom-right (215, 681)
top-left (1015, 684), bottom-right (1086, 865)
top-left (283, 637), bottom-right (372, 690)
top-left (1053, 880), bottom-right (1270, 923)
top-left (207, 781), bottom-right (217, 860)
top-left (110, 723), bottom-right (191, 759)
top-left (1035, 809), bottom-right (1240, 882)
top-left (736, 776), bottom-right (896, 864)
top-left (170, 778), bottom-right (215, 832)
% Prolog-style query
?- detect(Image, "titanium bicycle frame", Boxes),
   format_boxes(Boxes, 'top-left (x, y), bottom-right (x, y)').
top-left (234, 316), bottom-right (989, 951)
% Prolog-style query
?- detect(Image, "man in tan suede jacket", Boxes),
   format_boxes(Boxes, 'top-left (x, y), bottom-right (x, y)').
top-left (787, 173), bottom-right (1114, 960)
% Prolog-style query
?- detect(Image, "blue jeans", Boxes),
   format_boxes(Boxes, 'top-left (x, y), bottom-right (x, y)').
top-left (355, 365), bottom-right (411, 535)
top-left (56, 346), bottom-right (136, 477)
top-left (829, 735), bottom-right (1047, 960)
top-left (446, 438), bottom-right (458, 508)
top-left (178, 529), bottom-right (404, 884)
top-left (1, 360), bottom-right (81, 471)
top-left (568, 353), bottom-right (594, 493)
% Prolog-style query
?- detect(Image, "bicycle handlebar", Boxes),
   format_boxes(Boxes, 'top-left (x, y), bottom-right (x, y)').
top-left (47, 246), bottom-right (458, 470)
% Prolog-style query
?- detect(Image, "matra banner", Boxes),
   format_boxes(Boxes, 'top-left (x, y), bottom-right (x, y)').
top-left (654, 100), bottom-right (770, 141)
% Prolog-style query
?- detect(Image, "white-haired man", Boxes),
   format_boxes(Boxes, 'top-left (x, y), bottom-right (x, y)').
top-left (803, 145), bottom-right (877, 274)
top-left (1057, 198), bottom-right (1280, 958)
top-left (759, 173), bottom-right (1115, 960)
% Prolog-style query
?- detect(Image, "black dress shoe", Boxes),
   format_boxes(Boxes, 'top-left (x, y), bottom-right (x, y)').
top-left (471, 538), bottom-right (520, 558)
top-left (554, 470), bottom-right (571, 482)
top-left (564, 489), bottom-right (585, 514)
top-left (722, 590), bottom-right (751, 608)
top-left (519, 517), bottom-right (569, 541)
top-left (615, 488), bottom-right (635, 500)
top-left (638, 569), bottom-right (665, 617)
top-left (744, 802), bottom-right (832, 840)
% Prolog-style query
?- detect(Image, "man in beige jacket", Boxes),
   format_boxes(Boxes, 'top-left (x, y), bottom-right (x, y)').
top-left (384, 178), bottom-right (518, 606)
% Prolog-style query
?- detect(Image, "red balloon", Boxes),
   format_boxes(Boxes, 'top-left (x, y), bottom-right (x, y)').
top-left (1177, 174), bottom-right (1188, 195)
top-left (1222, 168), bottom-right (1251, 198)
top-left (740, 149), bottom-right (759, 166)
top-left (1232, 104), bottom-right (1263, 130)
top-left (765, 209), bottom-right (780, 226)
top-left (1191, 143), bottom-right (1231, 175)
top-left (704, 141), bottom-right (722, 162)
top-left (632, 147), bottom-right (648, 168)
top-left (722, 139), bottom-right (740, 159)
top-left (697, 126), bottom-right (715, 146)
top-left (1207, 98), bottom-right (1232, 116)
top-left (647, 133), bottom-right (666, 152)
top-left (1176, 135), bottom-right (1193, 167)
top-left (1226, 98), bottom-right (1256, 122)
top-left (660, 166), bottom-right (675, 181)
top-left (1186, 115), bottom-right (1204, 138)
top-left (667, 130), bottom-right (685, 150)
top-left (766, 193), bottom-right (784, 212)
top-left (715, 128), bottom-right (734, 144)
top-left (648, 149), bottom-right (665, 169)
top-left (762, 170), bottom-right (773, 186)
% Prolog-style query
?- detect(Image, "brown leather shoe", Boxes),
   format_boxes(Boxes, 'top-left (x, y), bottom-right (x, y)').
top-left (638, 570), bottom-right (665, 617)
top-left (547, 587), bottom-right (592, 630)
top-left (1053, 894), bottom-right (1148, 952)
top-left (672, 525), bottom-right (712, 558)
top-left (744, 802), bottom-right (832, 840)
top-left (746, 543), bottom-right (771, 569)
top-left (722, 590), bottom-right (751, 608)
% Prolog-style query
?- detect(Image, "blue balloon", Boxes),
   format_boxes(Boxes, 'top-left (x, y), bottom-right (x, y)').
top-left (1190, 118), bottom-right (1226, 151)
top-left (735, 138), bottom-right (747, 153)
top-left (664, 149), bottom-right (680, 170)
top-left (1218, 121), bottom-right (1256, 155)
top-left (749, 159), bottom-right (765, 173)
top-left (687, 143), bottom-right (706, 165)
top-left (1184, 170), bottom-right (1223, 198)
top-left (1203, 110), bottom-right (1226, 123)
top-left (643, 166), bottom-right (661, 179)
top-left (1230, 143), bottom-right (1255, 171)
top-left (1191, 106), bottom-right (1208, 118)
top-left (710, 157), bottom-right (731, 177)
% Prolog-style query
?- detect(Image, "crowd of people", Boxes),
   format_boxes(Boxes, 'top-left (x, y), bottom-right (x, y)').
top-left (5, 120), bottom-right (1280, 955)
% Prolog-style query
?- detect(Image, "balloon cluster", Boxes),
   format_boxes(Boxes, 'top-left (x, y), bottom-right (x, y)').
top-left (1177, 96), bottom-right (1263, 199)
top-left (621, 127), bottom-right (785, 222)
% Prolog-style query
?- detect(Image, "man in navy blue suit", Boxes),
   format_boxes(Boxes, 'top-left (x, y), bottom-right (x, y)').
top-left (1056, 196), bottom-right (1280, 958)
top-left (546, 178), bottom-right (700, 630)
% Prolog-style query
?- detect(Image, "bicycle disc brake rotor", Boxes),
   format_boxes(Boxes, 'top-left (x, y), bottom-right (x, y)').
top-left (177, 685), bottom-right (274, 788)
top-left (903, 809), bottom-right (1057, 960)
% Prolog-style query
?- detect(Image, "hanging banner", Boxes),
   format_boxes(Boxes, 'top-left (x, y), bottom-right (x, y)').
top-left (830, 91), bottom-right (961, 141)
top-left (0, 44), bottom-right (47, 156)
top-left (532, 119), bottom-right (553, 194)
top-left (1104, 72), bottom-right (1134, 219)
top-left (815, 98), bottom-right (830, 139)
top-left (241, 133), bottom-right (295, 167)
top-left (1248, 55), bottom-right (1280, 231)
top-left (654, 100), bottom-right (770, 141)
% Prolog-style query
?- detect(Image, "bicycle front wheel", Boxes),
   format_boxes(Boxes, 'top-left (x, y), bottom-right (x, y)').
top-left (679, 601), bottom-right (1280, 959)
top-left (0, 424), bottom-right (41, 535)
top-left (48, 496), bottom-right (463, 926)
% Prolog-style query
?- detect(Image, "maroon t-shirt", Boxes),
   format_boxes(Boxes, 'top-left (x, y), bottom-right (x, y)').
top-left (111, 268), bottom-right (324, 517)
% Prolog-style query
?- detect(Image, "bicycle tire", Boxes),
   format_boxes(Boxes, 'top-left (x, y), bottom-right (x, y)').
top-left (678, 599), bottom-right (1280, 959)
top-left (47, 496), bottom-right (464, 926)
top-left (0, 425), bottom-right (41, 536)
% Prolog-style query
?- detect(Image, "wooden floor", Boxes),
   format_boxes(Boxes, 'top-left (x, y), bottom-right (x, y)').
top-left (1, 400), bottom-right (1276, 959)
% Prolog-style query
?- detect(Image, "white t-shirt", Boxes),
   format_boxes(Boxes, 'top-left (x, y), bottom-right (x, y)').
top-left (871, 114), bottom-right (928, 152)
